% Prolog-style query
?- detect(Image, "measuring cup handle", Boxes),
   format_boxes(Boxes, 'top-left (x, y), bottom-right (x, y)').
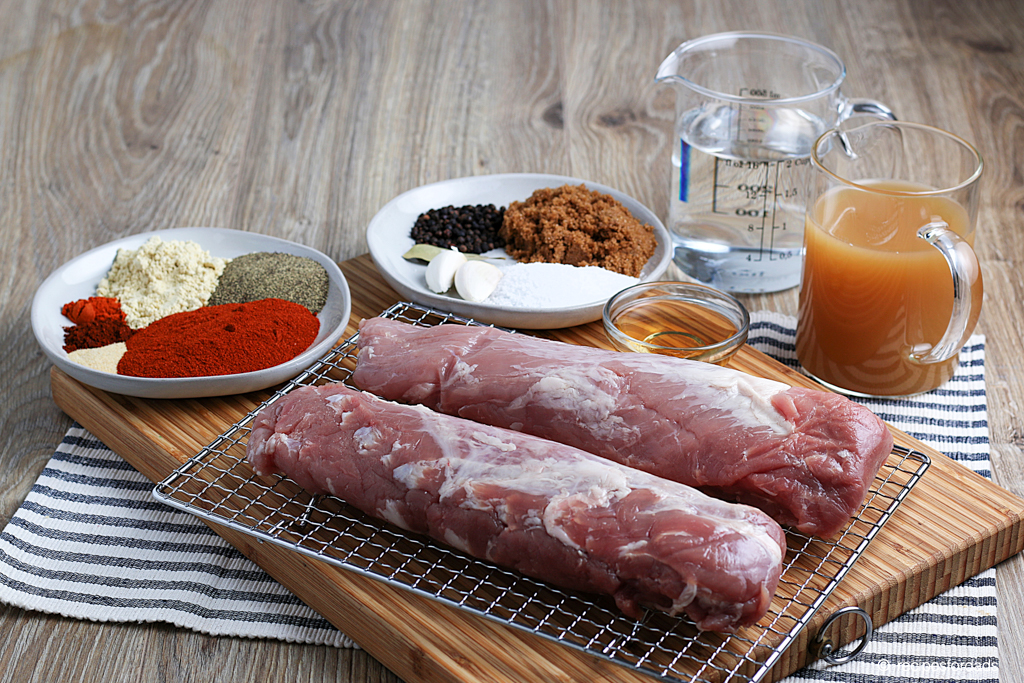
top-left (910, 219), bottom-right (984, 365)
top-left (840, 98), bottom-right (897, 122)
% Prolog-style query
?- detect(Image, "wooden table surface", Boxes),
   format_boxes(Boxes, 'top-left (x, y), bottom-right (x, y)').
top-left (2, 1), bottom-right (1022, 681)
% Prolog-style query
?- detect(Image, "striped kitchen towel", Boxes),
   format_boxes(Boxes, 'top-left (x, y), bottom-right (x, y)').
top-left (752, 312), bottom-right (998, 683)
top-left (0, 423), bottom-right (352, 647)
top-left (0, 312), bottom-right (997, 680)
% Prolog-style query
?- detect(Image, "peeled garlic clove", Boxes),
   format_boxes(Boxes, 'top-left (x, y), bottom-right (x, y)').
top-left (455, 260), bottom-right (504, 302)
top-left (425, 249), bottom-right (468, 293)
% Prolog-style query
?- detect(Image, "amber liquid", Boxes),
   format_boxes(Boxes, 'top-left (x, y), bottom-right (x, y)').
top-left (613, 298), bottom-right (740, 363)
top-left (796, 180), bottom-right (978, 396)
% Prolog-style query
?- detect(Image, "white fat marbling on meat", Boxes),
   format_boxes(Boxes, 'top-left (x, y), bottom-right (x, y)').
top-left (263, 433), bottom-right (301, 466)
top-left (378, 499), bottom-right (408, 529)
top-left (449, 456), bottom-right (631, 506)
top-left (617, 356), bottom-right (793, 435)
top-left (542, 491), bottom-right (615, 551)
top-left (353, 425), bottom-right (382, 452)
top-left (450, 358), bottom-right (479, 386)
top-left (325, 393), bottom-right (358, 421)
top-left (391, 460), bottom-right (435, 491)
top-left (618, 540), bottom-right (649, 556)
top-left (468, 431), bottom-right (517, 452)
top-left (668, 582), bottom-right (699, 616)
top-left (507, 367), bottom-right (633, 440)
top-left (520, 507), bottom-right (544, 530)
top-left (443, 528), bottom-right (471, 554)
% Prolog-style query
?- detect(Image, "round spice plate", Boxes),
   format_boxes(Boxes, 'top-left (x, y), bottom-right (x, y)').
top-left (366, 173), bottom-right (673, 329)
top-left (31, 227), bottom-right (351, 399)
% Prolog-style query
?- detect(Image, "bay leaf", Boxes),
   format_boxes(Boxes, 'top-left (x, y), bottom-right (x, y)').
top-left (402, 244), bottom-right (506, 263)
top-left (402, 244), bottom-right (447, 262)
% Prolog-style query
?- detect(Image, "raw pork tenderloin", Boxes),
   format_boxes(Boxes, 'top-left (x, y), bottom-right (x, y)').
top-left (246, 383), bottom-right (787, 632)
top-left (352, 317), bottom-right (894, 538)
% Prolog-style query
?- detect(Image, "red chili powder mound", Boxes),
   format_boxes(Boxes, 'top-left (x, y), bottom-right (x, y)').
top-left (61, 297), bottom-right (125, 325)
top-left (117, 298), bottom-right (320, 378)
top-left (63, 318), bottom-right (135, 353)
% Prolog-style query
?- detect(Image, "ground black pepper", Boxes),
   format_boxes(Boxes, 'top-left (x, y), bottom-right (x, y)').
top-left (410, 204), bottom-right (505, 253)
top-left (206, 252), bottom-right (329, 314)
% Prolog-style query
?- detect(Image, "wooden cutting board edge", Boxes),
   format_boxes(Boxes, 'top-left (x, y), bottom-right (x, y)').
top-left (46, 253), bottom-right (1024, 683)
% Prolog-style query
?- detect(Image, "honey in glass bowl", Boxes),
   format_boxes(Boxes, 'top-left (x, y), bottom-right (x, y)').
top-left (603, 282), bottom-right (749, 364)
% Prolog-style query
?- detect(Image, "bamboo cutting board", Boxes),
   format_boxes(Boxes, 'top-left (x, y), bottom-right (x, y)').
top-left (50, 254), bottom-right (1024, 683)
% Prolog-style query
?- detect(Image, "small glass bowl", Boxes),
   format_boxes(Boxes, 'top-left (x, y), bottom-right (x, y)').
top-left (602, 281), bottom-right (750, 364)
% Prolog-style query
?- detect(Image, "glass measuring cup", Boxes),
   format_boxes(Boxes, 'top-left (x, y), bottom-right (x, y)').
top-left (795, 121), bottom-right (984, 397)
top-left (656, 32), bottom-right (894, 293)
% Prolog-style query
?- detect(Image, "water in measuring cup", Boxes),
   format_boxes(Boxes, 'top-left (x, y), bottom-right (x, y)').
top-left (669, 104), bottom-right (829, 293)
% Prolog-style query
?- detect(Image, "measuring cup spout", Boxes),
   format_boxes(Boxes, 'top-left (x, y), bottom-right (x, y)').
top-left (655, 49), bottom-right (685, 85)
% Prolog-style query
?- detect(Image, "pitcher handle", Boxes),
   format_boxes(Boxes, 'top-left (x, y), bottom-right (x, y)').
top-left (839, 98), bottom-right (897, 122)
top-left (909, 218), bottom-right (984, 365)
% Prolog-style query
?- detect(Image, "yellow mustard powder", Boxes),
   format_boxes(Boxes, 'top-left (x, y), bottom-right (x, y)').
top-left (67, 342), bottom-right (127, 373)
top-left (96, 236), bottom-right (229, 328)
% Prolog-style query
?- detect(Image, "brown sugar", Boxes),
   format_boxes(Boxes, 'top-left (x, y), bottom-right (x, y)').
top-left (499, 184), bottom-right (657, 277)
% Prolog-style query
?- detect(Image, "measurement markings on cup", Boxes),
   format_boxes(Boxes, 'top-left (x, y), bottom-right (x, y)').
top-left (709, 159), bottom-right (796, 263)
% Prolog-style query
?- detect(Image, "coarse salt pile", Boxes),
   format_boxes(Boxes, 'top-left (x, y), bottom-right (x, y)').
top-left (485, 262), bottom-right (639, 309)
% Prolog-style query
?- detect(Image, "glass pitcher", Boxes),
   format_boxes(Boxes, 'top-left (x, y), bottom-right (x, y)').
top-left (656, 31), bottom-right (894, 293)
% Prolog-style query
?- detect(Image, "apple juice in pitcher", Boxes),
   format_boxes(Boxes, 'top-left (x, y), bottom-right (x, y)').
top-left (796, 180), bottom-right (980, 396)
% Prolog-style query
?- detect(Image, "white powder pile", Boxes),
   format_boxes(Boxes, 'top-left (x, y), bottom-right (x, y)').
top-left (96, 236), bottom-right (229, 328)
top-left (485, 262), bottom-right (639, 308)
top-left (67, 342), bottom-right (127, 373)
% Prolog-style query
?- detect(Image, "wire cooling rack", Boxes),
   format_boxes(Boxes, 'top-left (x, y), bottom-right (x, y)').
top-left (154, 302), bottom-right (930, 683)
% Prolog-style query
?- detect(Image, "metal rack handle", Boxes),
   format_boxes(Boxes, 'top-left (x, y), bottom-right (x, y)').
top-left (812, 605), bottom-right (874, 665)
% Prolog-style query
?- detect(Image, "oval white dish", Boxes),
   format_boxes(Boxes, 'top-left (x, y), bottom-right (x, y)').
top-left (366, 173), bottom-right (672, 329)
top-left (32, 227), bottom-right (351, 399)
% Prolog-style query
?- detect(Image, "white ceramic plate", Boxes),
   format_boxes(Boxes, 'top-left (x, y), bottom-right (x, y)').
top-left (32, 228), bottom-right (351, 399)
top-left (366, 173), bottom-right (672, 329)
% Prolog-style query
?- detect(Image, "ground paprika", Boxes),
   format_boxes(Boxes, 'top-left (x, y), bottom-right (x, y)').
top-left (117, 298), bottom-right (320, 378)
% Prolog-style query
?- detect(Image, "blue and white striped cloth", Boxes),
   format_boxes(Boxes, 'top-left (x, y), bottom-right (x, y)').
top-left (750, 313), bottom-right (998, 683)
top-left (0, 426), bottom-right (352, 647)
top-left (0, 312), bottom-right (997, 681)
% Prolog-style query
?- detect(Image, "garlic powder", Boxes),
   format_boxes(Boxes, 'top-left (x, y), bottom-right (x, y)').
top-left (67, 342), bottom-right (127, 373)
top-left (96, 236), bottom-right (229, 328)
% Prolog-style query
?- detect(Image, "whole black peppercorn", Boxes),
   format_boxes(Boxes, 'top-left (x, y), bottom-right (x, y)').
top-left (410, 204), bottom-right (505, 253)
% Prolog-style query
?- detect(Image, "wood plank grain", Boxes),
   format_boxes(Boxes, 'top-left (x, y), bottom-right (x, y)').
top-left (48, 253), bottom-right (1024, 683)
